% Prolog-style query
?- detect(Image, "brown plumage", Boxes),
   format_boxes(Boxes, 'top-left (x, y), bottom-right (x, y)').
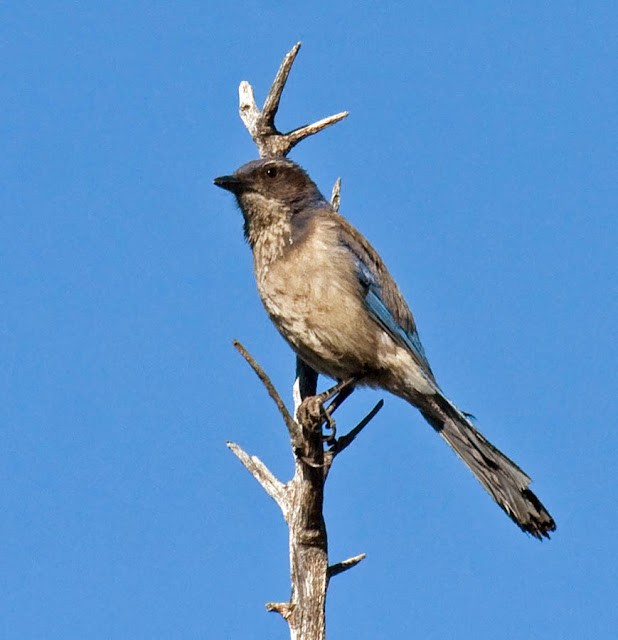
top-left (215, 157), bottom-right (556, 539)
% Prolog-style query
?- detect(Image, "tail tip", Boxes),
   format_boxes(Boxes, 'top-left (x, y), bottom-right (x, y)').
top-left (518, 489), bottom-right (556, 540)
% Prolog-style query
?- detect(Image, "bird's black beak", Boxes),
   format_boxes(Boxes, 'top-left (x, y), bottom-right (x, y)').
top-left (213, 174), bottom-right (241, 193)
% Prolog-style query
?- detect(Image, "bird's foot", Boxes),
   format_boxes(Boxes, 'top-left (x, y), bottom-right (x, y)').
top-left (297, 378), bottom-right (358, 446)
top-left (296, 395), bottom-right (324, 427)
top-left (296, 394), bottom-right (337, 445)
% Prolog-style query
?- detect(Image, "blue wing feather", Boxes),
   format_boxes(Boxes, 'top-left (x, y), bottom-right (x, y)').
top-left (340, 237), bottom-right (431, 373)
top-left (365, 288), bottom-right (431, 371)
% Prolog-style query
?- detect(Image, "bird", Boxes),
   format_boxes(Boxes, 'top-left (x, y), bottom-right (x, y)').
top-left (214, 156), bottom-right (556, 539)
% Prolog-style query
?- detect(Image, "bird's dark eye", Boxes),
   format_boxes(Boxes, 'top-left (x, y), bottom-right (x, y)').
top-left (266, 166), bottom-right (278, 178)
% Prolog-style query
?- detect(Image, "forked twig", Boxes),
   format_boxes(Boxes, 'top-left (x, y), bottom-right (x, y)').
top-left (239, 42), bottom-right (348, 158)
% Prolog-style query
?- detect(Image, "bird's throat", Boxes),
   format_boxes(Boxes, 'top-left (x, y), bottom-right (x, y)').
top-left (240, 195), bottom-right (293, 268)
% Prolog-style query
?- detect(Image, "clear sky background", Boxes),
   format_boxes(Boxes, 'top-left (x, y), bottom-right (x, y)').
top-left (2, 2), bottom-right (617, 638)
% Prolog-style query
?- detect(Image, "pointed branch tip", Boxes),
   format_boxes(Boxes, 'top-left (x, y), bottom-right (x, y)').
top-left (261, 42), bottom-right (303, 124)
top-left (330, 177), bottom-right (341, 211)
top-left (288, 111), bottom-right (349, 145)
top-left (328, 553), bottom-right (367, 578)
top-left (226, 441), bottom-right (287, 508)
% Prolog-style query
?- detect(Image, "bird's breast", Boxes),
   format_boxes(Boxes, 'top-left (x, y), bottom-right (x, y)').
top-left (254, 226), bottom-right (381, 380)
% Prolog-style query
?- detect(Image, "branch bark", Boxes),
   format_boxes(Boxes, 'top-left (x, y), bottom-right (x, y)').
top-left (229, 342), bottom-right (381, 640)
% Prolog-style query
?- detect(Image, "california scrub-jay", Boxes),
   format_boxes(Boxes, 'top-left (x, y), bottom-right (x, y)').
top-left (214, 157), bottom-right (555, 539)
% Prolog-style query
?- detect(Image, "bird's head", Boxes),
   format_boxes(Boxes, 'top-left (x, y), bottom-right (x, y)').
top-left (214, 158), bottom-right (327, 247)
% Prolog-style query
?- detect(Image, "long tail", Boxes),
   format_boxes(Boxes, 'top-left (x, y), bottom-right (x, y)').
top-left (417, 392), bottom-right (556, 539)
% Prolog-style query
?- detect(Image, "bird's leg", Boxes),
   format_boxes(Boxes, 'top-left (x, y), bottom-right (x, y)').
top-left (325, 384), bottom-right (355, 417)
top-left (321, 383), bottom-right (357, 445)
top-left (318, 377), bottom-right (357, 406)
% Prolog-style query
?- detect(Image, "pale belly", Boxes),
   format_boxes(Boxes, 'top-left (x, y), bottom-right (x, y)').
top-left (256, 260), bottom-right (380, 381)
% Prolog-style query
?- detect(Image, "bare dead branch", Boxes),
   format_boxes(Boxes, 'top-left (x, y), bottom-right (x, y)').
top-left (229, 343), bottom-right (376, 639)
top-left (226, 441), bottom-right (287, 510)
top-left (266, 602), bottom-right (296, 619)
top-left (323, 399), bottom-right (384, 476)
top-left (327, 553), bottom-right (367, 579)
top-left (331, 400), bottom-right (384, 457)
top-left (261, 42), bottom-right (301, 126)
top-left (233, 340), bottom-right (302, 447)
top-left (330, 178), bottom-right (341, 212)
top-left (238, 42), bottom-right (348, 158)
top-left (284, 113), bottom-right (349, 150)
top-left (238, 82), bottom-right (260, 135)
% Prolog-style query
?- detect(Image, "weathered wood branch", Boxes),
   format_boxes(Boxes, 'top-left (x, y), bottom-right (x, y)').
top-left (229, 341), bottom-right (383, 639)
top-left (328, 553), bottom-right (367, 580)
top-left (324, 400), bottom-right (384, 477)
top-left (239, 42), bottom-right (348, 158)
top-left (228, 343), bottom-right (326, 639)
top-left (330, 400), bottom-right (384, 458)
top-left (226, 441), bottom-right (287, 510)
top-left (330, 177), bottom-right (341, 213)
top-left (266, 601), bottom-right (296, 619)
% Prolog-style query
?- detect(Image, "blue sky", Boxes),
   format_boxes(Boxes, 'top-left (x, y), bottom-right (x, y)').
top-left (2, 2), bottom-right (617, 638)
